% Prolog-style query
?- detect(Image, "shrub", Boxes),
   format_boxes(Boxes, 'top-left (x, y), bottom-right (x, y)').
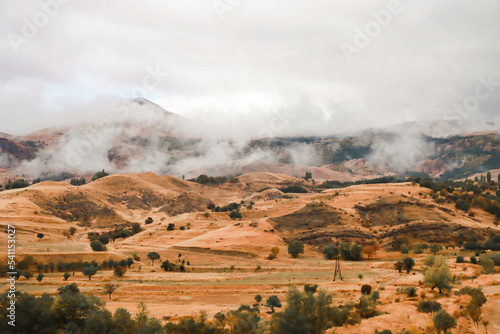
top-left (432, 309), bottom-right (457, 333)
top-left (113, 266), bottom-right (127, 277)
top-left (288, 240), bottom-right (304, 258)
top-left (417, 300), bottom-right (442, 314)
top-left (92, 169), bottom-right (109, 181)
top-left (361, 284), bottom-right (372, 295)
top-left (402, 257), bottom-right (415, 274)
top-left (167, 223), bottom-right (175, 231)
top-left (456, 256), bottom-right (465, 263)
top-left (229, 210), bottom-right (242, 219)
top-left (90, 240), bottom-right (107, 252)
top-left (145, 217), bottom-right (154, 225)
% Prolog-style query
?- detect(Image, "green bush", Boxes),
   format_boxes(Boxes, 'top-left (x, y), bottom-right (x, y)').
top-left (90, 240), bottom-right (107, 252)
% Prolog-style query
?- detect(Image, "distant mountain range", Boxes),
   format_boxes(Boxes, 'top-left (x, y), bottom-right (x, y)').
top-left (1, 98), bottom-right (499, 184)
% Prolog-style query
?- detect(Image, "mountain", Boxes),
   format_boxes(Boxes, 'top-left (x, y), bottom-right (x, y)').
top-left (0, 99), bottom-right (499, 184)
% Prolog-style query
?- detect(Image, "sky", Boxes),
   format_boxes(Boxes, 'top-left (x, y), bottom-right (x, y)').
top-left (1, 0), bottom-right (500, 136)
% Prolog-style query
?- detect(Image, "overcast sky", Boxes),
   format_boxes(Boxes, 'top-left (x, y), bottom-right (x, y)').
top-left (1, 0), bottom-right (499, 136)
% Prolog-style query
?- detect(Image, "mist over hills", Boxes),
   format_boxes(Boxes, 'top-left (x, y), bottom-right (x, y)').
top-left (0, 98), bottom-right (499, 185)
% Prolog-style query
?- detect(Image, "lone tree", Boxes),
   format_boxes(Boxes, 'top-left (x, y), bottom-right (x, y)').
top-left (424, 256), bottom-right (452, 293)
top-left (255, 294), bottom-right (263, 305)
top-left (433, 309), bottom-right (457, 333)
top-left (417, 300), bottom-right (442, 314)
top-left (147, 252), bottom-right (161, 266)
top-left (69, 227), bottom-right (77, 236)
top-left (288, 240), bottom-right (304, 258)
top-left (113, 266), bottom-right (127, 277)
top-left (92, 169), bottom-right (109, 181)
top-left (82, 264), bottom-right (98, 280)
top-left (90, 240), bottom-right (107, 252)
top-left (37, 233), bottom-right (44, 240)
top-left (266, 295), bottom-right (282, 313)
top-left (103, 283), bottom-right (118, 300)
top-left (402, 257), bottom-right (415, 274)
top-left (63, 272), bottom-right (71, 281)
top-left (36, 274), bottom-right (44, 282)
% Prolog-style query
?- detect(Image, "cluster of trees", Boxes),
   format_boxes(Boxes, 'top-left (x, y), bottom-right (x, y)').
top-left (323, 242), bottom-right (364, 261)
top-left (0, 283), bottom-right (164, 334)
top-left (280, 185), bottom-right (309, 193)
top-left (3, 178), bottom-right (35, 190)
top-left (70, 177), bottom-right (86, 186)
top-left (416, 176), bottom-right (500, 221)
top-left (87, 223), bottom-right (143, 246)
top-left (190, 174), bottom-right (238, 186)
top-left (462, 234), bottom-right (500, 251)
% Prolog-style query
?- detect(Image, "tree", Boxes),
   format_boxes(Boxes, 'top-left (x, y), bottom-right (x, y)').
top-left (288, 240), bottom-right (304, 258)
top-left (455, 199), bottom-right (470, 211)
top-left (92, 169), bottom-right (109, 181)
top-left (417, 300), bottom-right (442, 314)
top-left (323, 245), bottom-right (338, 260)
top-left (90, 240), bottom-right (107, 252)
top-left (361, 284), bottom-right (372, 295)
top-left (126, 257), bottom-right (134, 268)
top-left (429, 243), bottom-right (442, 254)
top-left (266, 295), bottom-right (282, 313)
top-left (255, 294), bottom-right (263, 304)
top-left (103, 283), bottom-right (117, 300)
top-left (304, 284), bottom-right (318, 294)
top-left (69, 227), bottom-right (77, 236)
top-left (362, 244), bottom-right (379, 259)
top-left (394, 261), bottom-right (403, 273)
top-left (36, 273), bottom-right (44, 282)
top-left (113, 266), bottom-right (127, 277)
top-left (21, 271), bottom-right (33, 280)
top-left (63, 272), bottom-right (71, 281)
top-left (147, 252), bottom-right (160, 265)
top-left (271, 247), bottom-right (280, 258)
top-left (424, 256), bottom-right (452, 293)
top-left (487, 171), bottom-right (492, 183)
top-left (229, 210), bottom-right (242, 219)
top-left (98, 235), bottom-right (110, 245)
top-left (480, 256), bottom-right (495, 274)
top-left (432, 309), bottom-right (457, 333)
top-left (402, 257), bottom-right (415, 274)
top-left (82, 264), bottom-right (98, 280)
top-left (145, 217), bottom-right (154, 225)
top-left (37, 233), bottom-right (44, 240)
top-left (400, 244), bottom-right (409, 254)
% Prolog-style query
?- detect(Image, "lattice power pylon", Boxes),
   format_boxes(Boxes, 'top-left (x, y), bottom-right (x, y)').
top-left (333, 242), bottom-right (343, 281)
